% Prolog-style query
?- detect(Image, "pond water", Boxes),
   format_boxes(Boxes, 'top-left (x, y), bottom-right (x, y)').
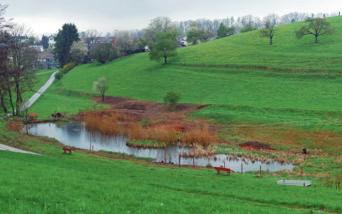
top-left (27, 122), bottom-right (294, 173)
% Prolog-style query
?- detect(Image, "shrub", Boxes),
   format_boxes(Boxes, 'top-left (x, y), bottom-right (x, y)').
top-left (61, 62), bottom-right (76, 74)
top-left (163, 91), bottom-right (180, 110)
top-left (55, 72), bottom-right (63, 80)
top-left (90, 43), bottom-right (118, 64)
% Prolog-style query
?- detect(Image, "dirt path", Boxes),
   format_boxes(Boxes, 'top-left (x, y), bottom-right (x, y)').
top-left (0, 144), bottom-right (39, 155)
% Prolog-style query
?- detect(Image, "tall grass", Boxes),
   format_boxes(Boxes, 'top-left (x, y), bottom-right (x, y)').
top-left (81, 111), bottom-right (219, 146)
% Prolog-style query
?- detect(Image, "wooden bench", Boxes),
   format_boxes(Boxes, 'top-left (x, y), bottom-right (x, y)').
top-left (214, 167), bottom-right (234, 175)
top-left (63, 146), bottom-right (74, 155)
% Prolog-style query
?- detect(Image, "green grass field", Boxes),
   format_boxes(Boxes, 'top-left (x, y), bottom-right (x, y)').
top-left (175, 16), bottom-right (342, 71)
top-left (29, 17), bottom-right (342, 134)
top-left (1, 17), bottom-right (342, 213)
top-left (23, 69), bottom-right (56, 101)
top-left (0, 125), bottom-right (341, 213)
top-left (31, 54), bottom-right (342, 133)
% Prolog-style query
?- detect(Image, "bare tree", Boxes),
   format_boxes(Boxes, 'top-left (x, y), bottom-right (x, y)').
top-left (8, 24), bottom-right (38, 115)
top-left (81, 29), bottom-right (101, 50)
top-left (281, 12), bottom-right (308, 24)
top-left (296, 18), bottom-right (334, 43)
top-left (0, 42), bottom-right (9, 114)
top-left (260, 14), bottom-right (279, 45)
top-left (0, 4), bottom-right (12, 30)
top-left (0, 5), bottom-right (13, 115)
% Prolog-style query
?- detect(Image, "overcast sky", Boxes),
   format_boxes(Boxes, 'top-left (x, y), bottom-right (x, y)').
top-left (3, 0), bottom-right (342, 35)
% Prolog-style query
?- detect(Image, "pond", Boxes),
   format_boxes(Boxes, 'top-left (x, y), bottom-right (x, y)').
top-left (26, 122), bottom-right (294, 173)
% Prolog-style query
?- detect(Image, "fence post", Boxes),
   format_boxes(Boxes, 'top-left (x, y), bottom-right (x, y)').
top-left (164, 149), bottom-right (167, 163)
top-left (259, 165), bottom-right (262, 177)
top-left (241, 163), bottom-right (244, 174)
top-left (178, 155), bottom-right (181, 167)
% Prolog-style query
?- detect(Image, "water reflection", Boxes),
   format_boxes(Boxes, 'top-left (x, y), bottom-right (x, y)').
top-left (27, 122), bottom-right (294, 172)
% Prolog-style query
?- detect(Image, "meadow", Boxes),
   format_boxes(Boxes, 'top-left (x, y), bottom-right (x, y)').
top-left (0, 123), bottom-right (341, 213)
top-left (1, 16), bottom-right (342, 213)
top-left (30, 18), bottom-right (342, 132)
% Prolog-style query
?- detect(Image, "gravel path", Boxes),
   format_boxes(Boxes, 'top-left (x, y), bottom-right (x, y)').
top-left (0, 144), bottom-right (39, 155)
top-left (20, 71), bottom-right (57, 111)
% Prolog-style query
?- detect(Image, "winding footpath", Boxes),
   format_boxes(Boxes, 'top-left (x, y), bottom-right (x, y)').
top-left (21, 71), bottom-right (57, 111)
top-left (0, 71), bottom-right (57, 155)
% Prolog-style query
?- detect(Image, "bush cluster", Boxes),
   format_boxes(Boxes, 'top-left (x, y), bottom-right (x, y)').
top-left (55, 62), bottom-right (77, 81)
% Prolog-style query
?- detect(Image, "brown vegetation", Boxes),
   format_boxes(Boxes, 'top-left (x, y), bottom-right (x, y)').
top-left (7, 120), bottom-right (23, 132)
top-left (79, 97), bottom-right (219, 147)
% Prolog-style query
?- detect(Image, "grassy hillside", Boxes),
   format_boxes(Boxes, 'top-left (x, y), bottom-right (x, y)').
top-left (23, 69), bottom-right (55, 101)
top-left (29, 17), bottom-right (342, 150)
top-left (0, 125), bottom-right (341, 213)
top-left (1, 18), bottom-right (342, 213)
top-left (175, 16), bottom-right (342, 71)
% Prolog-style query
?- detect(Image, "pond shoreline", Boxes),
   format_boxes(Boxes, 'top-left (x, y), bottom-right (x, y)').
top-left (24, 121), bottom-right (295, 172)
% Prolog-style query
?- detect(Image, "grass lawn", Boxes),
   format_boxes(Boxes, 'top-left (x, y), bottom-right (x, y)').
top-left (28, 18), bottom-right (342, 155)
top-left (34, 54), bottom-right (342, 134)
top-left (175, 16), bottom-right (342, 71)
top-left (1, 17), bottom-right (342, 213)
top-left (30, 17), bottom-right (342, 134)
top-left (0, 123), bottom-right (341, 213)
top-left (23, 69), bottom-right (56, 101)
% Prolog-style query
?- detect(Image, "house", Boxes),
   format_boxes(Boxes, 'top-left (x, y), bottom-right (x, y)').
top-left (29, 45), bottom-right (44, 53)
top-left (38, 51), bottom-right (57, 69)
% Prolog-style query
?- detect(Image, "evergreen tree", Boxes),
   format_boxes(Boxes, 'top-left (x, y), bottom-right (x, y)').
top-left (54, 23), bottom-right (79, 66)
top-left (41, 35), bottom-right (49, 50)
top-left (217, 23), bottom-right (228, 38)
top-left (217, 23), bottom-right (235, 38)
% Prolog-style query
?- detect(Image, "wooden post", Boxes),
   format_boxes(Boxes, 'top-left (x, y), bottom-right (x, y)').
top-left (259, 165), bottom-right (262, 177)
top-left (241, 163), bottom-right (244, 174)
top-left (164, 149), bottom-right (167, 163)
top-left (178, 155), bottom-right (181, 167)
top-left (193, 157), bottom-right (195, 167)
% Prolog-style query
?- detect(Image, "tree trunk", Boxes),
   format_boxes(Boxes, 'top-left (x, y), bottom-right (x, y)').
top-left (269, 36), bottom-right (273, 46)
top-left (102, 94), bottom-right (105, 102)
top-left (7, 87), bottom-right (15, 116)
top-left (163, 48), bottom-right (168, 64)
top-left (0, 93), bottom-right (8, 113)
top-left (15, 81), bottom-right (22, 115)
top-left (315, 35), bottom-right (319, 43)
